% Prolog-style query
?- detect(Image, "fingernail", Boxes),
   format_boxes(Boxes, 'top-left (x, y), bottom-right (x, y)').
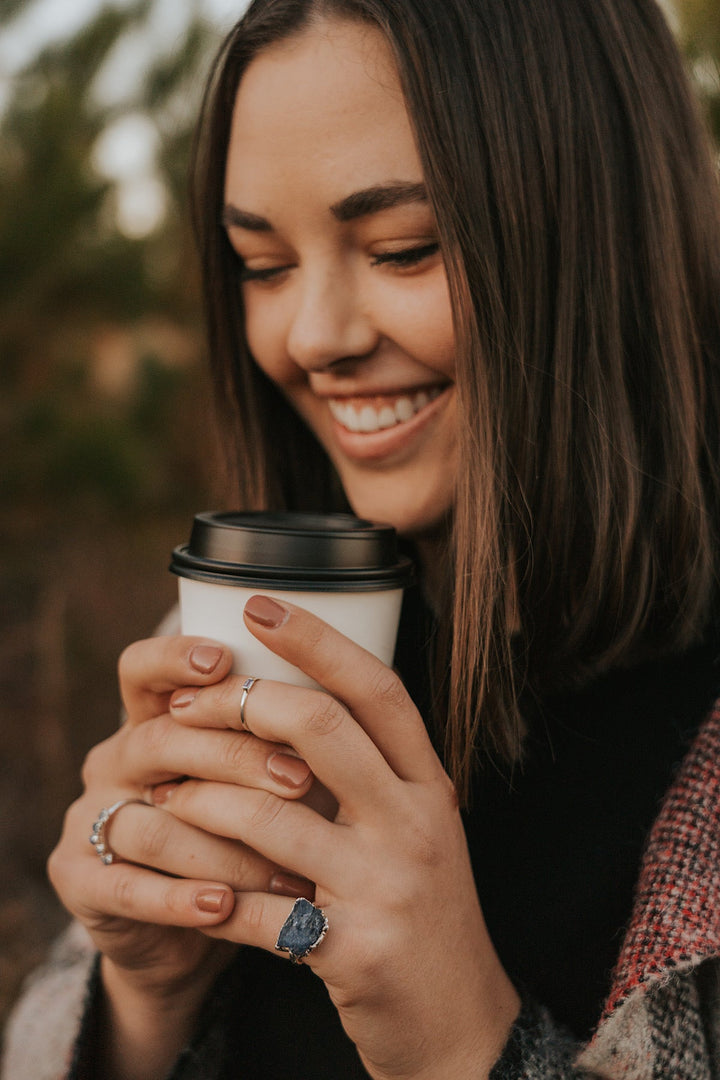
top-left (267, 752), bottom-right (312, 789)
top-left (269, 873), bottom-right (315, 900)
top-left (195, 888), bottom-right (230, 914)
top-left (171, 690), bottom-right (196, 709)
top-left (244, 595), bottom-right (289, 629)
top-left (190, 645), bottom-right (223, 674)
top-left (152, 781), bottom-right (180, 805)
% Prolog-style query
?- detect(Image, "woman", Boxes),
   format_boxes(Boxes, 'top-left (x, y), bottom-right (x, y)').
top-left (4, 0), bottom-right (720, 1077)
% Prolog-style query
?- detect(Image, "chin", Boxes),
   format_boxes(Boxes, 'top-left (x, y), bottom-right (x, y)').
top-left (344, 488), bottom-right (452, 539)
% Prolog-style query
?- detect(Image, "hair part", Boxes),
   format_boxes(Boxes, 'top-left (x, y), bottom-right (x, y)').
top-left (191, 0), bottom-right (720, 802)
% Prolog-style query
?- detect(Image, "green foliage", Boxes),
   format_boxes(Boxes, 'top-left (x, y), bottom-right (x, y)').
top-left (677, 0), bottom-right (720, 144)
top-left (0, 2), bottom-right (224, 519)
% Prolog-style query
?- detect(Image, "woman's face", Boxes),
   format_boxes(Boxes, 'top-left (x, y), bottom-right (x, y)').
top-left (223, 18), bottom-right (457, 538)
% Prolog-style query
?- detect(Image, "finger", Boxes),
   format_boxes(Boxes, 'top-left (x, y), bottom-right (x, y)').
top-left (116, 712), bottom-right (314, 800)
top-left (48, 841), bottom-right (236, 929)
top-left (105, 799), bottom-right (313, 899)
top-left (119, 636), bottom-right (233, 725)
top-left (200, 891), bottom-right (334, 971)
top-left (243, 595), bottom-right (441, 783)
top-left (162, 779), bottom-right (342, 887)
top-left (169, 677), bottom-right (397, 816)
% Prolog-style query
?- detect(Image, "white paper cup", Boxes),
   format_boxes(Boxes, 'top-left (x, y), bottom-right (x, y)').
top-left (170, 512), bottom-right (413, 689)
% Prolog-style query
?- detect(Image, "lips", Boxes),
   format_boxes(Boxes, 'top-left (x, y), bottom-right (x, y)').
top-left (327, 386), bottom-right (445, 434)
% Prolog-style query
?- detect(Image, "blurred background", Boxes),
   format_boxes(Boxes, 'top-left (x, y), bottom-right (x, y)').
top-left (0, 0), bottom-right (719, 1037)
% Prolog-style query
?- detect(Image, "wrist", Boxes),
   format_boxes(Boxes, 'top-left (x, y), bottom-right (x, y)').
top-left (97, 954), bottom-right (221, 1080)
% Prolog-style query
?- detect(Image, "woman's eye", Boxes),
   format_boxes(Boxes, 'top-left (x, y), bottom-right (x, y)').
top-left (370, 242), bottom-right (440, 269)
top-left (238, 263), bottom-right (291, 284)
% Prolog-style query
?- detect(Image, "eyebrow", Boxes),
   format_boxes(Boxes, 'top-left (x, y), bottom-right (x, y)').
top-left (330, 181), bottom-right (428, 222)
top-left (221, 181), bottom-right (428, 232)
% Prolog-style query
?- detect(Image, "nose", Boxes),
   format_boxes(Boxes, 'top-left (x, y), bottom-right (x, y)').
top-left (286, 261), bottom-right (379, 372)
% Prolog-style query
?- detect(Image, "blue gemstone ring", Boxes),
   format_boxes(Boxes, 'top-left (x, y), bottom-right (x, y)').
top-left (275, 898), bottom-right (329, 964)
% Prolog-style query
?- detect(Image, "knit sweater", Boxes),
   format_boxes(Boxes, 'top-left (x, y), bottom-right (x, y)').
top-left (2, 698), bottom-right (719, 1079)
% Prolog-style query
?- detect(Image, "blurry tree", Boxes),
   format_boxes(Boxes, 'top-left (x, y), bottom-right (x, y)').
top-left (0, 0), bottom-right (225, 516)
top-left (0, 6), bottom-right (232, 1026)
top-left (677, 0), bottom-right (720, 142)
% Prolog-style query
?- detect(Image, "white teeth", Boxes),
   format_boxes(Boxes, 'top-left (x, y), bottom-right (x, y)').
top-left (358, 405), bottom-right (380, 433)
top-left (395, 397), bottom-right (415, 422)
top-left (328, 387), bottom-right (444, 433)
top-left (344, 404), bottom-right (361, 432)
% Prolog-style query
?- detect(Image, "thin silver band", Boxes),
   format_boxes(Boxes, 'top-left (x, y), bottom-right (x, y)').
top-left (89, 798), bottom-right (147, 865)
top-left (240, 676), bottom-right (260, 730)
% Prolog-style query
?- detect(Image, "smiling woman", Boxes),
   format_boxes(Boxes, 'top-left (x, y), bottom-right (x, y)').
top-left (221, 25), bottom-right (456, 542)
top-left (5, 1), bottom-right (720, 1079)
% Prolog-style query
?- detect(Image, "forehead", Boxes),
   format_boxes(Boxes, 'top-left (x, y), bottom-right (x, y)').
top-left (225, 19), bottom-right (423, 206)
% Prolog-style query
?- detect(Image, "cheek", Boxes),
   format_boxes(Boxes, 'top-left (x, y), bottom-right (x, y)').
top-left (380, 278), bottom-right (456, 377)
top-left (244, 299), bottom-right (297, 388)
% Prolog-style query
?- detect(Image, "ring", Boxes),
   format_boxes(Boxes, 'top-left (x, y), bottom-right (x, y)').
top-left (275, 898), bottom-right (329, 964)
top-left (89, 798), bottom-right (147, 865)
top-left (239, 676), bottom-right (260, 730)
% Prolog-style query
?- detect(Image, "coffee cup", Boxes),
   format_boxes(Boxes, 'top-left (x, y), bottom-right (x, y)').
top-left (170, 511), bottom-right (413, 689)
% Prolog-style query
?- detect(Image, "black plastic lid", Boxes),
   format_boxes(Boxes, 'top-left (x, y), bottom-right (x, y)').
top-left (170, 511), bottom-right (414, 592)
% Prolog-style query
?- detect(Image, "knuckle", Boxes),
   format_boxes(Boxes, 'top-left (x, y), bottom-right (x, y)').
top-left (140, 714), bottom-right (174, 759)
top-left (218, 732), bottom-right (253, 777)
top-left (249, 791), bottom-right (287, 830)
top-left (163, 879), bottom-right (191, 916)
top-left (46, 844), bottom-right (64, 890)
top-left (110, 872), bottom-right (137, 910)
top-left (300, 618), bottom-right (329, 662)
top-left (403, 812), bottom-right (444, 870)
top-left (211, 675), bottom-right (239, 711)
top-left (80, 739), bottom-right (111, 787)
top-left (436, 772), bottom-right (460, 813)
top-left (366, 666), bottom-right (408, 712)
top-left (117, 639), bottom-right (144, 686)
top-left (135, 809), bottom-right (172, 863)
top-left (241, 894), bottom-right (269, 934)
top-left (299, 693), bottom-right (346, 738)
top-left (117, 641), bottom-right (133, 682)
top-left (216, 844), bottom-right (254, 889)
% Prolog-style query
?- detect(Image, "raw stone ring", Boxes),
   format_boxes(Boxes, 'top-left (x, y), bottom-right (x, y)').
top-left (275, 898), bottom-right (329, 964)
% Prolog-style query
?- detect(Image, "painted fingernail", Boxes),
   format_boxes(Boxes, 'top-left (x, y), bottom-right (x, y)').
top-left (171, 690), bottom-right (196, 709)
top-left (195, 888), bottom-right (231, 914)
top-left (152, 781), bottom-right (181, 805)
top-left (269, 873), bottom-right (315, 900)
top-left (244, 595), bottom-right (289, 629)
top-left (190, 645), bottom-right (223, 674)
top-left (267, 752), bottom-right (312, 789)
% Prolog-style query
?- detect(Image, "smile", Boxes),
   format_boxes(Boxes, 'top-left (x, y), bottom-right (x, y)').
top-left (328, 386), bottom-right (445, 433)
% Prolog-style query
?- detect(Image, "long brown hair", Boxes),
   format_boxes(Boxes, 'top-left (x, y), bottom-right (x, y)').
top-left (191, 0), bottom-right (720, 800)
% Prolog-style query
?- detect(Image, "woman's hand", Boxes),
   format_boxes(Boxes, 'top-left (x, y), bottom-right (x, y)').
top-left (47, 636), bottom-right (317, 1080)
top-left (160, 597), bottom-right (521, 1080)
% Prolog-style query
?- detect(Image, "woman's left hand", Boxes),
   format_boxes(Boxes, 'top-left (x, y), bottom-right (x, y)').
top-left (160, 594), bottom-right (520, 1080)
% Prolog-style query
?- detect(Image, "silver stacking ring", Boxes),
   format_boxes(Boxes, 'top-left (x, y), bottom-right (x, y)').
top-left (275, 898), bottom-right (329, 964)
top-left (239, 676), bottom-right (260, 730)
top-left (89, 798), bottom-right (148, 865)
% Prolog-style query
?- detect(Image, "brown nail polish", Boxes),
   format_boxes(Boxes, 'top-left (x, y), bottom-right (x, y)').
top-left (171, 690), bottom-right (196, 708)
top-left (190, 645), bottom-right (223, 674)
top-left (195, 888), bottom-right (229, 914)
top-left (268, 752), bottom-right (312, 788)
top-left (244, 595), bottom-right (289, 628)
top-left (269, 873), bottom-right (315, 900)
top-left (152, 782), bottom-right (179, 805)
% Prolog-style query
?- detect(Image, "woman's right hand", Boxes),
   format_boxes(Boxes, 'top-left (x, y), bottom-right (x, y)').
top-left (47, 635), bottom-right (316, 1079)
